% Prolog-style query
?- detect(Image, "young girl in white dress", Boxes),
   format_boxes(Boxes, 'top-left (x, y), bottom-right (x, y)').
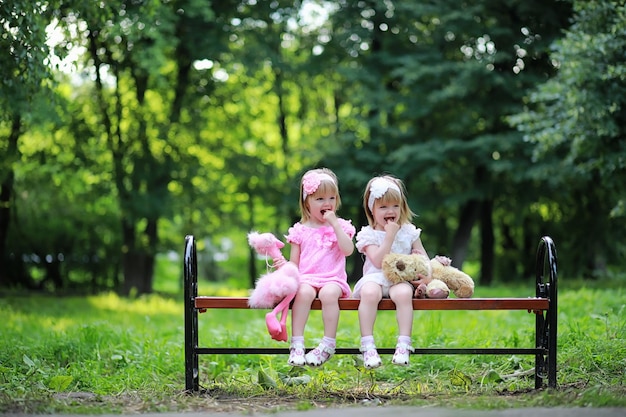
top-left (353, 175), bottom-right (444, 369)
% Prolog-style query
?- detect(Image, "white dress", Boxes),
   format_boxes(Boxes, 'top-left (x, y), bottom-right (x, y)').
top-left (352, 223), bottom-right (422, 298)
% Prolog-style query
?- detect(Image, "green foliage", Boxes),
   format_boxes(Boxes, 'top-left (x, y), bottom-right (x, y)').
top-left (509, 0), bottom-right (626, 276)
top-left (6, 117), bottom-right (121, 290)
top-left (0, 0), bottom-right (62, 119)
top-left (323, 0), bottom-right (578, 282)
top-left (513, 0), bottom-right (626, 190)
top-left (0, 285), bottom-right (624, 413)
top-left (2, 0), bottom-right (626, 296)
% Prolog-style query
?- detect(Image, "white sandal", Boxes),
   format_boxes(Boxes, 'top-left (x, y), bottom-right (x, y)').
top-left (360, 344), bottom-right (382, 369)
top-left (392, 342), bottom-right (414, 366)
top-left (305, 343), bottom-right (335, 366)
top-left (288, 342), bottom-right (306, 367)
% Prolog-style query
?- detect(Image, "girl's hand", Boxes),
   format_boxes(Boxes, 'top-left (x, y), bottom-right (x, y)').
top-left (383, 220), bottom-right (400, 235)
top-left (323, 210), bottom-right (338, 226)
top-left (411, 273), bottom-right (432, 287)
top-left (272, 256), bottom-right (287, 269)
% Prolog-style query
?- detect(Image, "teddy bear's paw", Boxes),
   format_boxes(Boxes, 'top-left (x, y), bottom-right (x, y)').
top-left (414, 283), bottom-right (427, 299)
top-left (455, 287), bottom-right (474, 298)
top-left (426, 287), bottom-right (450, 299)
top-left (434, 255), bottom-right (452, 266)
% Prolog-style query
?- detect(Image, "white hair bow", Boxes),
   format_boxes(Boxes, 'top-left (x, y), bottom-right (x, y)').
top-left (368, 178), bottom-right (401, 211)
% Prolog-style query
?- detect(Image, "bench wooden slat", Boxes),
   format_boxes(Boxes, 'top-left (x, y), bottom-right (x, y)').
top-left (195, 296), bottom-right (549, 311)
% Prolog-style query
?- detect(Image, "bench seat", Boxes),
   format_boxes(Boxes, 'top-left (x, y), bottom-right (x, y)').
top-left (194, 296), bottom-right (549, 311)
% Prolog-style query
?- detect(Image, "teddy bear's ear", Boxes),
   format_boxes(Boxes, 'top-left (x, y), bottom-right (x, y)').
top-left (395, 259), bottom-right (406, 272)
top-left (426, 279), bottom-right (450, 299)
top-left (382, 254), bottom-right (409, 284)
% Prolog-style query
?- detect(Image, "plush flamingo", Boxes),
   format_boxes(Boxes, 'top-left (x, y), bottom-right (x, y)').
top-left (247, 232), bottom-right (300, 342)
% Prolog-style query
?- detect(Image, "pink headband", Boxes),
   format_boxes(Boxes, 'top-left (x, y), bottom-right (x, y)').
top-left (367, 178), bottom-right (401, 211)
top-left (302, 172), bottom-right (335, 200)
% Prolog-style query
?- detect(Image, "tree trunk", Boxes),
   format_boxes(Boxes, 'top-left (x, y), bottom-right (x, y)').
top-left (43, 257), bottom-right (64, 291)
top-left (122, 250), bottom-right (154, 295)
top-left (121, 218), bottom-right (157, 296)
top-left (480, 199), bottom-right (494, 285)
top-left (0, 115), bottom-right (21, 285)
top-left (522, 216), bottom-right (534, 278)
top-left (248, 192), bottom-right (257, 288)
top-left (450, 200), bottom-right (481, 268)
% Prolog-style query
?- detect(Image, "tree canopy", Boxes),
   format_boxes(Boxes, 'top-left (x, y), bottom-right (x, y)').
top-left (1, 0), bottom-right (624, 294)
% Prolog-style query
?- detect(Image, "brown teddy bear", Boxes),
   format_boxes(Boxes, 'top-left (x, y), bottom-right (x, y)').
top-left (381, 253), bottom-right (474, 298)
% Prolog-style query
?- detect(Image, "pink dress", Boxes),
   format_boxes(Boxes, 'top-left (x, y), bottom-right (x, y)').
top-left (285, 218), bottom-right (355, 298)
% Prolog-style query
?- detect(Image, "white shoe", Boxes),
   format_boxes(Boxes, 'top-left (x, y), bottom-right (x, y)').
top-left (305, 343), bottom-right (335, 366)
top-left (360, 344), bottom-right (382, 369)
top-left (392, 342), bottom-right (414, 366)
top-left (288, 342), bottom-right (306, 367)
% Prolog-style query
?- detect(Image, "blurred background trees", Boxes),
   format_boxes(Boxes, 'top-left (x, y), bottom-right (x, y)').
top-left (1, 0), bottom-right (624, 295)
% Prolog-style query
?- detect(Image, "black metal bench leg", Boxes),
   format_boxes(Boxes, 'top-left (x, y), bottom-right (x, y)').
top-left (535, 236), bottom-right (558, 389)
top-left (184, 235), bottom-right (199, 392)
top-left (546, 237), bottom-right (558, 388)
top-left (535, 312), bottom-right (545, 389)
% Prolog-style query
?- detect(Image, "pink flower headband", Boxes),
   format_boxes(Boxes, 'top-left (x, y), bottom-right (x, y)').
top-left (367, 178), bottom-right (401, 211)
top-left (302, 172), bottom-right (335, 200)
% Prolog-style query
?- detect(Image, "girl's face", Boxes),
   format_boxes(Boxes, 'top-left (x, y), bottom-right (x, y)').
top-left (372, 199), bottom-right (401, 230)
top-left (306, 190), bottom-right (337, 224)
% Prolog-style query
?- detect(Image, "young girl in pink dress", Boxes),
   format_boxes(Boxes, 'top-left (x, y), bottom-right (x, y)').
top-left (286, 168), bottom-right (355, 367)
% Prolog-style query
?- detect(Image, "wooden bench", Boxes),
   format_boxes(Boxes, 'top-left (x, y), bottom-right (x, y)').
top-left (184, 235), bottom-right (558, 392)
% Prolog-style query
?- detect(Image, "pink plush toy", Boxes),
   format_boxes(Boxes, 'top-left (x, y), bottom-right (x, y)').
top-left (247, 231), bottom-right (300, 342)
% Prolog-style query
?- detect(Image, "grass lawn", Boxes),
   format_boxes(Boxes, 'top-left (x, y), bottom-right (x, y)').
top-left (0, 279), bottom-right (624, 414)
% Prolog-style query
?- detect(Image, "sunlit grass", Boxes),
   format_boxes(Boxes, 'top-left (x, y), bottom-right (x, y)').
top-left (0, 283), bottom-right (624, 414)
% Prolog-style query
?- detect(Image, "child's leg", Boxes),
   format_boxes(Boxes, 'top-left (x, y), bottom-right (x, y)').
top-left (305, 284), bottom-right (341, 366)
top-left (289, 284), bottom-right (316, 367)
top-left (290, 283), bottom-right (316, 337)
top-left (389, 282), bottom-right (414, 336)
top-left (317, 283), bottom-right (342, 338)
top-left (358, 282), bottom-right (383, 369)
top-left (358, 282), bottom-right (383, 336)
top-left (389, 282), bottom-right (415, 365)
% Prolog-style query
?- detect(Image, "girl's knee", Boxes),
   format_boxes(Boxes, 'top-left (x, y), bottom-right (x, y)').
top-left (360, 286), bottom-right (382, 304)
top-left (297, 284), bottom-right (317, 301)
top-left (318, 286), bottom-right (341, 304)
top-left (390, 282), bottom-right (413, 301)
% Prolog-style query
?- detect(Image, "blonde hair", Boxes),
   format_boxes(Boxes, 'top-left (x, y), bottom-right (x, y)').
top-left (299, 168), bottom-right (341, 222)
top-left (363, 175), bottom-right (415, 227)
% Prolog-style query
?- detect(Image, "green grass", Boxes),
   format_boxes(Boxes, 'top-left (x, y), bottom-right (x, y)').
top-left (0, 282), bottom-right (625, 414)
